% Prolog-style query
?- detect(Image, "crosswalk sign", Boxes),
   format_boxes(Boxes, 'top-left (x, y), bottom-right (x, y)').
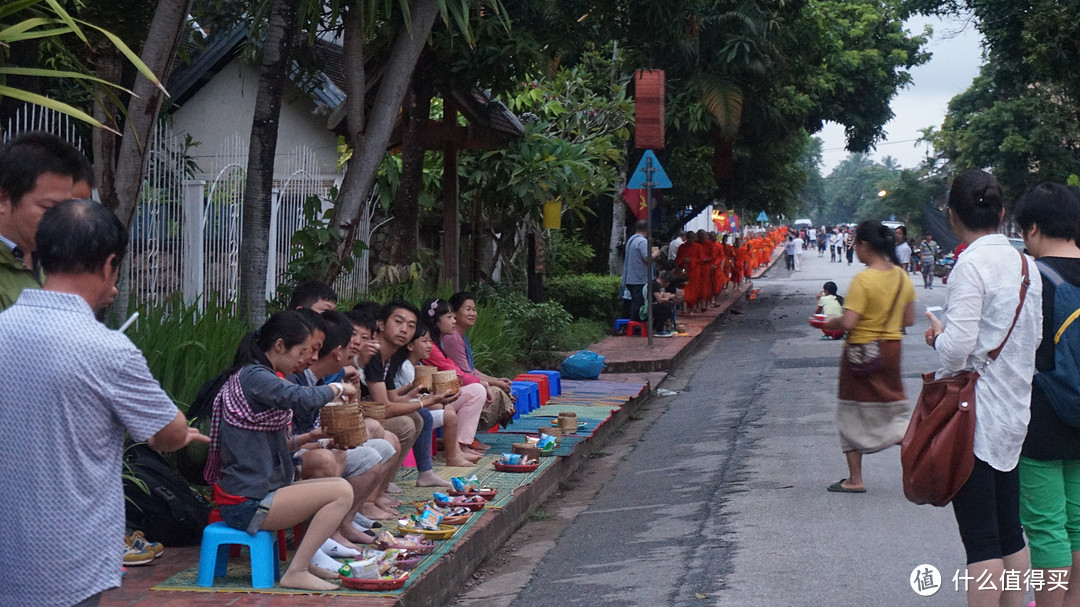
top-left (627, 150), bottom-right (672, 189)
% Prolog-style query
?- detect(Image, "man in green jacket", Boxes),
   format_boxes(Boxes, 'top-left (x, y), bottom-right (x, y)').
top-left (0, 133), bottom-right (90, 311)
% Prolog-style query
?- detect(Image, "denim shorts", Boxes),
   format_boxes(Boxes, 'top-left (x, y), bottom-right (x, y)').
top-left (219, 491), bottom-right (276, 535)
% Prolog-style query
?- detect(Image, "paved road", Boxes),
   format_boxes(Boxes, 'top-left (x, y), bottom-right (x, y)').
top-left (460, 249), bottom-right (989, 606)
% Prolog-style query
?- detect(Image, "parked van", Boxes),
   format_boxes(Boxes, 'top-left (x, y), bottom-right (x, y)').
top-left (793, 218), bottom-right (813, 230)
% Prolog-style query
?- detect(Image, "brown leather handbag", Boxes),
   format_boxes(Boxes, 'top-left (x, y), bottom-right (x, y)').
top-left (901, 250), bottom-right (1030, 507)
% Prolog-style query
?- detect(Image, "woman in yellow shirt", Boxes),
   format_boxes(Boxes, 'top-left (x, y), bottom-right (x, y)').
top-left (824, 221), bottom-right (916, 493)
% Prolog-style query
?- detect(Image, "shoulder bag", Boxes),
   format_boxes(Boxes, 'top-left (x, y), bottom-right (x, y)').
top-left (846, 269), bottom-right (905, 377)
top-left (900, 250), bottom-right (1030, 507)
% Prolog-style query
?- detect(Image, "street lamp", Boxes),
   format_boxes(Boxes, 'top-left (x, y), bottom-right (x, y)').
top-left (878, 190), bottom-right (888, 198)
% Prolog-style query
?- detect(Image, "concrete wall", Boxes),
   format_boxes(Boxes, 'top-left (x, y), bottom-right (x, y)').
top-left (170, 57), bottom-right (340, 178)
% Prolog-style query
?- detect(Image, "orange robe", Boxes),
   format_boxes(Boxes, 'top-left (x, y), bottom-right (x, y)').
top-left (675, 241), bottom-right (700, 307)
top-left (712, 240), bottom-right (727, 295)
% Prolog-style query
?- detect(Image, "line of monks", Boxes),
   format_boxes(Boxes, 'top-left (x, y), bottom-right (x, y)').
top-left (673, 227), bottom-right (787, 314)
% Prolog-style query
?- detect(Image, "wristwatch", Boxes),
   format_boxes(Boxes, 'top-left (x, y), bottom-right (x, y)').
top-left (330, 382), bottom-right (345, 398)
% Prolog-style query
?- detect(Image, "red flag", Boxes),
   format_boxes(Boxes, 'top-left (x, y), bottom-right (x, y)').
top-left (621, 188), bottom-right (648, 220)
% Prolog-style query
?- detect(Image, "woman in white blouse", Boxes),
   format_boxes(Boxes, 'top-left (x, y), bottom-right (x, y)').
top-left (925, 169), bottom-right (1042, 607)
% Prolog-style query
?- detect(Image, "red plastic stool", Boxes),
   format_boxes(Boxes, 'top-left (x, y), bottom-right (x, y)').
top-left (514, 374), bottom-right (550, 405)
top-left (626, 320), bottom-right (647, 337)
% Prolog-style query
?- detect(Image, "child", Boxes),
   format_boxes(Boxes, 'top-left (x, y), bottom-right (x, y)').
top-left (815, 281), bottom-right (846, 340)
top-left (393, 324), bottom-right (479, 467)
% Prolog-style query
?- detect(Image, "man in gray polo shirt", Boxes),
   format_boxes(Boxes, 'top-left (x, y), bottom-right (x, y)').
top-left (0, 199), bottom-right (207, 607)
top-left (622, 219), bottom-right (654, 322)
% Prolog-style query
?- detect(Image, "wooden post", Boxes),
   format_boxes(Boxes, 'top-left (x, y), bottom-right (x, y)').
top-left (441, 97), bottom-right (460, 290)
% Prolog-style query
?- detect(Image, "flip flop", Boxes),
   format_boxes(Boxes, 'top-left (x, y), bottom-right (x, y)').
top-left (827, 479), bottom-right (866, 493)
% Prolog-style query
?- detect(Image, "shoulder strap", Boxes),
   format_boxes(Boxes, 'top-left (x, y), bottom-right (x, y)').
top-left (988, 250), bottom-right (1031, 361)
top-left (1036, 259), bottom-right (1066, 287)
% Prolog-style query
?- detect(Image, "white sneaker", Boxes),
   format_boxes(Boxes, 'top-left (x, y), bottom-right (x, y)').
top-left (320, 537), bottom-right (360, 558)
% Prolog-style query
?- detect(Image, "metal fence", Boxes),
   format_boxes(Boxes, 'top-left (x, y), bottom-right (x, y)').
top-left (4, 104), bottom-right (374, 312)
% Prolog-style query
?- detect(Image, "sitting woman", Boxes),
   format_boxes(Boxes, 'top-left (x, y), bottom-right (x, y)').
top-left (445, 293), bottom-right (512, 391)
top-left (419, 298), bottom-right (492, 458)
top-left (392, 324), bottom-right (481, 467)
top-left (815, 281), bottom-right (846, 340)
top-left (204, 310), bottom-right (355, 591)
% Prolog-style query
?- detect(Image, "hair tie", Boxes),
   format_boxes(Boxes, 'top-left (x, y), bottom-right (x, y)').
top-left (428, 301), bottom-right (438, 317)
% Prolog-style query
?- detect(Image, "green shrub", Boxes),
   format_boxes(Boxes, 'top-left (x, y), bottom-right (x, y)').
top-left (546, 231), bottom-right (595, 277)
top-left (122, 296), bottom-right (251, 413)
top-left (466, 305), bottom-right (525, 378)
top-left (545, 273), bottom-right (621, 323)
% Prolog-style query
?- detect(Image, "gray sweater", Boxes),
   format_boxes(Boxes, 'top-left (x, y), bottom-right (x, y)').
top-left (217, 364), bottom-right (335, 499)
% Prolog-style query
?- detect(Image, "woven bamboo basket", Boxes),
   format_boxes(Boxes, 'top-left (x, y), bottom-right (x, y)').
top-left (558, 412), bottom-right (579, 433)
top-left (414, 366), bottom-right (437, 392)
top-left (359, 400), bottom-right (386, 421)
top-left (322, 401), bottom-right (367, 449)
top-left (432, 370), bottom-right (461, 396)
top-left (512, 443), bottom-right (540, 461)
top-left (538, 426), bottom-right (561, 443)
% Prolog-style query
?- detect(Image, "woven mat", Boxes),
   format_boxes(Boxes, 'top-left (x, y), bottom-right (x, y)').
top-left (520, 404), bottom-right (616, 421)
top-left (152, 379), bottom-right (642, 597)
top-left (152, 455), bottom-right (556, 596)
top-left (499, 416), bottom-right (602, 437)
top-left (473, 432), bottom-right (586, 457)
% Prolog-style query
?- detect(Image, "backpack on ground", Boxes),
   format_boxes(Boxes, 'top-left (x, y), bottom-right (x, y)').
top-left (124, 442), bottom-right (211, 546)
top-left (1033, 261), bottom-right (1080, 427)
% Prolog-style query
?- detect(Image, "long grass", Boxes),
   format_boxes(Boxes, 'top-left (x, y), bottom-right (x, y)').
top-left (121, 295), bottom-right (251, 413)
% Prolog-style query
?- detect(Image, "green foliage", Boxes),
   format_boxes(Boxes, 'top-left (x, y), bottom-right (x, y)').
top-left (463, 306), bottom-right (524, 379)
top-left (123, 296), bottom-right (252, 413)
top-left (934, 64), bottom-right (1080, 201)
top-left (545, 274), bottom-right (622, 324)
top-left (545, 231), bottom-right (595, 277)
top-left (277, 190), bottom-right (368, 306)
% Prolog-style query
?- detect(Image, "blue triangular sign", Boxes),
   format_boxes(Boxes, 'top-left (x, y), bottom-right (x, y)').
top-left (627, 150), bottom-right (672, 189)
top-left (756, 211), bottom-right (768, 222)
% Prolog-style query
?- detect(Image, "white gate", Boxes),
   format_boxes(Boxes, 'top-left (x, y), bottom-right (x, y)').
top-left (128, 121), bottom-right (185, 307)
top-left (3, 103), bottom-right (85, 152)
top-left (200, 135), bottom-right (247, 309)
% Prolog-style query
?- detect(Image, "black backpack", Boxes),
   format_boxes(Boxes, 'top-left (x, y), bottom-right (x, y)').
top-left (123, 442), bottom-right (211, 546)
top-left (174, 371), bottom-right (229, 486)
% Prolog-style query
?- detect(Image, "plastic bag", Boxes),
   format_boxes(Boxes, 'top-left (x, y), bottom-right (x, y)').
top-left (560, 350), bottom-right (606, 380)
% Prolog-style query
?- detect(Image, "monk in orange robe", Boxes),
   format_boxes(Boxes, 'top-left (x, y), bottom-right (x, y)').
top-left (675, 232), bottom-right (700, 312)
top-left (711, 235), bottom-right (727, 301)
top-left (694, 230), bottom-right (713, 311)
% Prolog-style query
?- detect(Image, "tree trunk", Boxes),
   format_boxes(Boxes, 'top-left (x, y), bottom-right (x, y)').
top-left (608, 168), bottom-right (628, 275)
top-left (388, 54), bottom-right (433, 265)
top-left (106, 0), bottom-right (193, 321)
top-left (237, 0), bottom-right (299, 325)
top-left (90, 45), bottom-right (122, 203)
top-left (440, 97), bottom-right (459, 290)
top-left (326, 0), bottom-right (440, 283)
top-left (109, 0), bottom-right (193, 224)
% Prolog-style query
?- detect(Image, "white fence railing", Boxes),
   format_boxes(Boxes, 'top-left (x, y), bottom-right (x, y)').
top-left (4, 104), bottom-right (374, 311)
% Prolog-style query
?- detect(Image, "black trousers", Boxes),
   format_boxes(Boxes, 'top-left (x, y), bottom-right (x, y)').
top-left (625, 284), bottom-right (645, 321)
top-left (652, 301), bottom-right (674, 332)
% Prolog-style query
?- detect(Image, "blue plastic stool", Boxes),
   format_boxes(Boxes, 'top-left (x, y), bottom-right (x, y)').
top-left (614, 318), bottom-right (630, 334)
top-left (510, 381), bottom-right (540, 413)
top-left (527, 370), bottom-right (562, 397)
top-left (197, 521), bottom-right (281, 588)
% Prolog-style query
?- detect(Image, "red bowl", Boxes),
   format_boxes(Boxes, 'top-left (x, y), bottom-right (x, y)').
top-left (339, 574), bottom-right (409, 591)
top-left (494, 461), bottom-right (540, 473)
top-left (395, 554), bottom-right (424, 570)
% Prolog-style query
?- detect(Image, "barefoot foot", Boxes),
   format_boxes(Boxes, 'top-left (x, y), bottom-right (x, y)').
top-left (280, 569), bottom-right (339, 591)
top-left (416, 470), bottom-right (453, 487)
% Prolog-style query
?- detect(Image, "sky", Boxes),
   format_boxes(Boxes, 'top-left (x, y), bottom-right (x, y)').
top-left (817, 13), bottom-right (985, 175)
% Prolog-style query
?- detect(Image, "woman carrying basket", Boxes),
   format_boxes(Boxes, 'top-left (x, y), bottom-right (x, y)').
top-left (924, 169), bottom-right (1042, 607)
top-left (823, 221), bottom-right (916, 494)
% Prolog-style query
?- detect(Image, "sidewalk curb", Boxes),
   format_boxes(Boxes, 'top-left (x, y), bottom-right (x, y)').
top-left (397, 382), bottom-right (653, 607)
